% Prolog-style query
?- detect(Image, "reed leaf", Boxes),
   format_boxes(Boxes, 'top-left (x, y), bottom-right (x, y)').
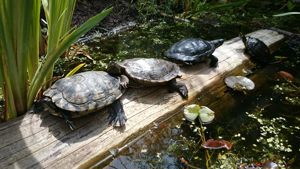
top-left (42, 0), bottom-right (77, 88)
top-left (66, 63), bottom-right (86, 77)
top-left (28, 7), bottom-right (112, 107)
top-left (0, 0), bottom-right (40, 119)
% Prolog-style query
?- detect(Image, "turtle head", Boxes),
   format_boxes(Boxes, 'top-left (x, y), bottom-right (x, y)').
top-left (31, 97), bottom-right (56, 114)
top-left (239, 33), bottom-right (247, 46)
top-left (209, 39), bottom-right (224, 48)
top-left (107, 61), bottom-right (123, 75)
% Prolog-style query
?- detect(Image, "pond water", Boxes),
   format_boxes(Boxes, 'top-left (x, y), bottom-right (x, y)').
top-left (77, 20), bottom-right (300, 168)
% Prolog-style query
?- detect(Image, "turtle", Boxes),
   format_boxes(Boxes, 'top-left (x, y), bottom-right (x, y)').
top-left (37, 71), bottom-right (129, 130)
top-left (240, 34), bottom-right (274, 65)
top-left (165, 38), bottom-right (224, 67)
top-left (108, 58), bottom-right (188, 99)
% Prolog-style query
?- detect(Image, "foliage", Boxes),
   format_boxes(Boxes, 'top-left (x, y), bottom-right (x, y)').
top-left (136, 0), bottom-right (300, 22)
top-left (135, 0), bottom-right (251, 19)
top-left (0, 0), bottom-right (41, 119)
top-left (0, 0), bottom-right (112, 120)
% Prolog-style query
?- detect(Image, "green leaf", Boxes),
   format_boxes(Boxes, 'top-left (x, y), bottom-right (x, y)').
top-left (0, 0), bottom-right (40, 118)
top-left (66, 63), bottom-right (86, 77)
top-left (287, 0), bottom-right (295, 11)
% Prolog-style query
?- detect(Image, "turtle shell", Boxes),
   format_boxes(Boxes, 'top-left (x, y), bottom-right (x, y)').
top-left (165, 38), bottom-right (215, 64)
top-left (117, 58), bottom-right (180, 86)
top-left (243, 36), bottom-right (273, 65)
top-left (43, 71), bottom-right (123, 117)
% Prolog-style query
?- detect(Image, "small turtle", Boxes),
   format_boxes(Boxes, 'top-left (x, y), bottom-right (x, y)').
top-left (108, 58), bottom-right (188, 99)
top-left (165, 38), bottom-right (224, 67)
top-left (240, 34), bottom-right (274, 65)
top-left (37, 71), bottom-right (128, 130)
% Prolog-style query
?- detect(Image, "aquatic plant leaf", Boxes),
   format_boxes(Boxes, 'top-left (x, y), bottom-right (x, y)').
top-left (199, 106), bottom-right (215, 124)
top-left (224, 76), bottom-right (255, 91)
top-left (183, 104), bottom-right (200, 122)
top-left (277, 71), bottom-right (294, 81)
top-left (202, 139), bottom-right (233, 150)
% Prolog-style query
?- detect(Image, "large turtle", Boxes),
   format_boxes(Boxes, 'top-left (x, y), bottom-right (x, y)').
top-left (108, 58), bottom-right (188, 99)
top-left (165, 38), bottom-right (224, 67)
top-left (240, 34), bottom-right (274, 65)
top-left (38, 71), bottom-right (128, 130)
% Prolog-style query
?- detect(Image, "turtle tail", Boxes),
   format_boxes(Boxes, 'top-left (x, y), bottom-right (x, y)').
top-left (209, 39), bottom-right (224, 48)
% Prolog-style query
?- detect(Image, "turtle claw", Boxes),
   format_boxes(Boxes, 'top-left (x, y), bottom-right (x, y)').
top-left (109, 115), bottom-right (127, 127)
top-left (108, 100), bottom-right (127, 127)
top-left (108, 112), bottom-right (127, 127)
top-left (61, 111), bottom-right (76, 130)
top-left (66, 120), bottom-right (76, 130)
top-left (119, 75), bottom-right (129, 89)
top-left (178, 84), bottom-right (188, 99)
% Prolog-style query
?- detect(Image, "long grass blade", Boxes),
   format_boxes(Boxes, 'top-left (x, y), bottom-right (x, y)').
top-left (66, 63), bottom-right (86, 77)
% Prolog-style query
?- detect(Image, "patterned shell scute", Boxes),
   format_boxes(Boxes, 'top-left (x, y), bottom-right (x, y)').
top-left (121, 58), bottom-right (180, 83)
top-left (43, 71), bottom-right (122, 112)
top-left (166, 38), bottom-right (214, 60)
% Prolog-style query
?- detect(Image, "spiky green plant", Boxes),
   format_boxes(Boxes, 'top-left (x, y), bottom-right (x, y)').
top-left (0, 0), bottom-right (112, 120)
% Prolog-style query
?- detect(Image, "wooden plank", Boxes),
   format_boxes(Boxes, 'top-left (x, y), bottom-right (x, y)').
top-left (0, 29), bottom-right (285, 169)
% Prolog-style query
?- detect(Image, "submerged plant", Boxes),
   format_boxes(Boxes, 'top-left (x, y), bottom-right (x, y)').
top-left (0, 0), bottom-right (111, 120)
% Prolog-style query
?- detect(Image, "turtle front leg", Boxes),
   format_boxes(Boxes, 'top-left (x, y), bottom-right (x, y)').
top-left (119, 75), bottom-right (129, 89)
top-left (61, 110), bottom-right (76, 130)
top-left (108, 99), bottom-right (127, 127)
top-left (209, 55), bottom-right (218, 68)
top-left (168, 79), bottom-right (188, 99)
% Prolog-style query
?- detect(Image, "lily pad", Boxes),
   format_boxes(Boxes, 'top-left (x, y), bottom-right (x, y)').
top-left (199, 106), bottom-right (215, 124)
top-left (183, 104), bottom-right (200, 122)
top-left (184, 104), bottom-right (215, 124)
top-left (224, 76), bottom-right (255, 91)
top-left (202, 139), bottom-right (233, 150)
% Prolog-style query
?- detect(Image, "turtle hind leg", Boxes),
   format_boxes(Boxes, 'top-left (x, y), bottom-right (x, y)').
top-left (108, 99), bottom-right (127, 127)
top-left (168, 79), bottom-right (188, 99)
top-left (61, 110), bottom-right (76, 130)
top-left (209, 55), bottom-right (218, 68)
